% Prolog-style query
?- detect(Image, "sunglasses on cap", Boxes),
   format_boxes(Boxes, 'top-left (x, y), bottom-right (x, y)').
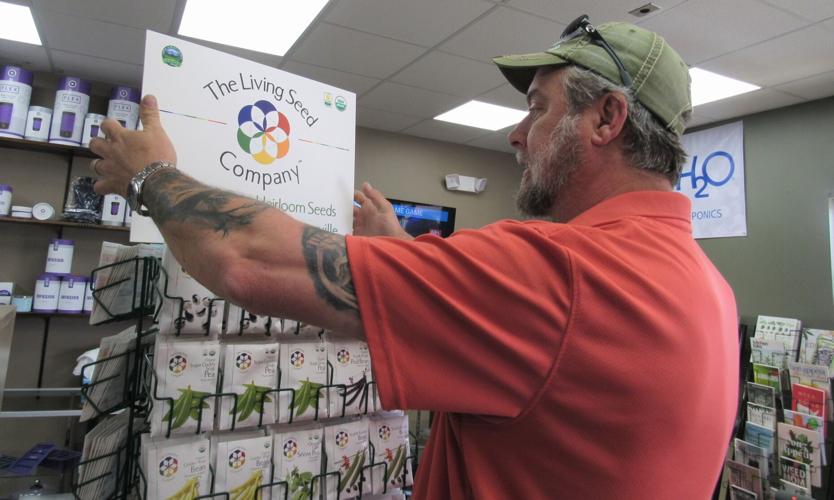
top-left (559, 15), bottom-right (634, 88)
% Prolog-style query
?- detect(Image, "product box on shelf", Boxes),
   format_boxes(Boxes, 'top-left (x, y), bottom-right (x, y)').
top-left (141, 434), bottom-right (211, 499)
top-left (33, 273), bottom-right (61, 313)
top-left (100, 194), bottom-right (126, 226)
top-left (324, 416), bottom-right (371, 499)
top-left (211, 431), bottom-right (272, 499)
top-left (57, 275), bottom-right (87, 314)
top-left (218, 341), bottom-right (279, 430)
top-left (81, 113), bottom-right (105, 147)
top-left (49, 76), bottom-right (91, 146)
top-left (107, 86), bottom-right (140, 130)
top-left (278, 335), bottom-right (327, 423)
top-left (0, 282), bottom-right (12, 305)
top-left (270, 422), bottom-right (323, 500)
top-left (24, 106), bottom-right (51, 142)
top-left (0, 184), bottom-right (11, 216)
top-left (0, 65), bottom-right (34, 139)
top-left (45, 238), bottom-right (74, 276)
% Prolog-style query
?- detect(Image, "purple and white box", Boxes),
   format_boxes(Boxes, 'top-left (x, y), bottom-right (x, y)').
top-left (81, 113), bottom-right (106, 147)
top-left (107, 86), bottom-right (140, 130)
top-left (0, 65), bottom-right (34, 139)
top-left (58, 275), bottom-right (87, 313)
top-left (33, 274), bottom-right (60, 313)
top-left (45, 238), bottom-right (74, 275)
top-left (49, 76), bottom-right (91, 145)
top-left (0, 184), bottom-right (12, 216)
top-left (24, 106), bottom-right (52, 142)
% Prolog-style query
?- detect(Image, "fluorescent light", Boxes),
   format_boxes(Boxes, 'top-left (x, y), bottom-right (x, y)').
top-left (689, 68), bottom-right (760, 107)
top-left (178, 0), bottom-right (327, 56)
top-left (435, 101), bottom-right (526, 131)
top-left (0, 2), bottom-right (41, 45)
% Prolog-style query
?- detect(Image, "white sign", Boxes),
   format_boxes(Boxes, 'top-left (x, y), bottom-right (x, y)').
top-left (677, 121), bottom-right (746, 239)
top-left (132, 31), bottom-right (355, 242)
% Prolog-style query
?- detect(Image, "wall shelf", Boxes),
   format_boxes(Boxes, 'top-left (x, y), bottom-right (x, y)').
top-left (0, 216), bottom-right (129, 232)
top-left (16, 311), bottom-right (91, 319)
top-left (0, 135), bottom-right (97, 158)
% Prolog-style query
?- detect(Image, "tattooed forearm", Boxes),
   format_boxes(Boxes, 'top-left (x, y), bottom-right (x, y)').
top-left (302, 226), bottom-right (359, 314)
top-left (143, 169), bottom-right (269, 236)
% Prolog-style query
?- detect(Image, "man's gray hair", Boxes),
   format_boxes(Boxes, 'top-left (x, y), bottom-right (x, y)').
top-left (561, 66), bottom-right (691, 184)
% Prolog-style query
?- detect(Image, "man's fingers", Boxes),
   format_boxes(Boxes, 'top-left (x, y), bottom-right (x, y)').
top-left (139, 94), bottom-right (162, 131)
top-left (362, 182), bottom-right (389, 210)
top-left (99, 118), bottom-right (124, 140)
top-left (89, 158), bottom-right (100, 175)
top-left (354, 190), bottom-right (367, 205)
top-left (88, 136), bottom-right (113, 157)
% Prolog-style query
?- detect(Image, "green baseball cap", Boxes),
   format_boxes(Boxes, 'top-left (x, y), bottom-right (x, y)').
top-left (493, 19), bottom-right (691, 135)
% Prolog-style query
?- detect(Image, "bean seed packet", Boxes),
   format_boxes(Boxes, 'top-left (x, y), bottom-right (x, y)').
top-left (325, 335), bottom-right (379, 417)
top-left (368, 412), bottom-right (413, 494)
top-left (225, 304), bottom-right (274, 335)
top-left (270, 423), bottom-right (324, 500)
top-left (324, 416), bottom-right (371, 499)
top-left (158, 249), bottom-right (224, 335)
top-left (150, 339), bottom-right (220, 437)
top-left (141, 433), bottom-right (211, 500)
top-left (212, 431), bottom-right (272, 500)
top-left (278, 336), bottom-right (327, 423)
top-left (218, 342), bottom-right (279, 430)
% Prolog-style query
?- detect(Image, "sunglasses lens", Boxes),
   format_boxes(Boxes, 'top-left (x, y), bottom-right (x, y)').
top-left (561, 14), bottom-right (589, 38)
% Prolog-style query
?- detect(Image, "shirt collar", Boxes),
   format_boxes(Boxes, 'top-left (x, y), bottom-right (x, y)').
top-left (568, 191), bottom-right (692, 228)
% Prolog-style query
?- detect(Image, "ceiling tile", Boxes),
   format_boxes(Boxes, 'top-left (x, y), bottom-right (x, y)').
top-left (502, 0), bottom-right (687, 24)
top-left (37, 11), bottom-right (145, 64)
top-left (694, 89), bottom-right (804, 122)
top-left (32, 0), bottom-right (176, 32)
top-left (357, 106), bottom-right (423, 132)
top-left (639, 0), bottom-right (808, 65)
top-left (821, 16), bottom-right (834, 32)
top-left (325, 0), bottom-right (494, 47)
top-left (440, 7), bottom-right (566, 63)
top-left (0, 40), bottom-right (51, 73)
top-left (281, 60), bottom-right (380, 96)
top-left (359, 82), bottom-right (466, 118)
top-left (476, 83), bottom-right (527, 109)
top-left (685, 109), bottom-right (720, 130)
top-left (699, 25), bottom-right (834, 87)
top-left (50, 49), bottom-right (142, 87)
top-left (753, 0), bottom-right (834, 23)
top-left (466, 130), bottom-right (516, 154)
top-left (774, 70), bottom-right (834, 101)
top-left (402, 119), bottom-right (491, 144)
top-left (290, 23), bottom-right (425, 79)
top-left (391, 51), bottom-right (506, 97)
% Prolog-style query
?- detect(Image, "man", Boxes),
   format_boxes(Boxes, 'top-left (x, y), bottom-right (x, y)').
top-left (90, 17), bottom-right (738, 500)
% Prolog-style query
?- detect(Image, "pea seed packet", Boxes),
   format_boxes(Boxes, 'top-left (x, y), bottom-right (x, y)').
top-left (151, 339), bottom-right (220, 437)
top-left (141, 433), bottom-right (211, 500)
top-left (278, 337), bottom-right (327, 423)
top-left (219, 342), bottom-right (279, 430)
top-left (270, 423), bottom-right (323, 500)
top-left (225, 304), bottom-right (275, 335)
top-left (324, 416), bottom-right (371, 499)
top-left (212, 432), bottom-right (272, 500)
top-left (325, 336), bottom-right (378, 417)
top-left (158, 249), bottom-right (224, 335)
top-left (368, 412), bottom-right (413, 494)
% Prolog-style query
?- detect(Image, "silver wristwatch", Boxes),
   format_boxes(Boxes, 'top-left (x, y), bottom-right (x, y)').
top-left (126, 161), bottom-right (175, 216)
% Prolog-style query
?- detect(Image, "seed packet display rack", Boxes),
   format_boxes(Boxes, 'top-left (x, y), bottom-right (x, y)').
top-left (72, 255), bottom-right (418, 499)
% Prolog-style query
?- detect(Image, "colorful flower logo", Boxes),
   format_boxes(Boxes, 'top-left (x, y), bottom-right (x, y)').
top-left (283, 439), bottom-right (299, 459)
top-left (336, 349), bottom-right (350, 365)
top-left (290, 350), bottom-right (305, 368)
top-left (378, 425), bottom-right (391, 441)
top-left (228, 448), bottom-right (246, 469)
top-left (159, 456), bottom-right (179, 477)
top-left (235, 352), bottom-right (253, 371)
top-left (237, 100), bottom-right (290, 165)
top-left (335, 431), bottom-right (350, 449)
top-left (168, 355), bottom-right (187, 375)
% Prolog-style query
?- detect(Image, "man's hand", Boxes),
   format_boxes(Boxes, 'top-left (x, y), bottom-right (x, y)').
top-left (353, 183), bottom-right (412, 240)
top-left (88, 95), bottom-right (177, 196)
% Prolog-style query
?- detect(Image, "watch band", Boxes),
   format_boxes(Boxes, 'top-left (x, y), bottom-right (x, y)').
top-left (127, 160), bottom-right (175, 216)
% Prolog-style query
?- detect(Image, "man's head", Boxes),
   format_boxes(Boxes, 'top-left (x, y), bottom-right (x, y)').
top-left (494, 17), bottom-right (692, 218)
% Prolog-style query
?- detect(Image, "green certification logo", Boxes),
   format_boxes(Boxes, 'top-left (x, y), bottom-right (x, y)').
top-left (335, 96), bottom-right (347, 112)
top-left (324, 92), bottom-right (333, 107)
top-left (162, 45), bottom-right (183, 67)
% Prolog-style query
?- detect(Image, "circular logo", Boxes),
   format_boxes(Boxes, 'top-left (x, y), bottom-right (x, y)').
top-left (162, 45), bottom-right (183, 67)
top-left (283, 439), bottom-right (299, 459)
top-left (68, 79), bottom-right (77, 89)
top-left (378, 425), bottom-right (391, 441)
top-left (237, 100), bottom-right (290, 165)
top-left (158, 456), bottom-right (178, 477)
top-left (290, 350), bottom-right (305, 368)
top-left (8, 68), bottom-right (17, 77)
top-left (228, 448), bottom-right (246, 469)
top-left (235, 351), bottom-right (253, 371)
top-left (335, 96), bottom-right (347, 112)
top-left (168, 354), bottom-right (187, 375)
top-left (119, 89), bottom-right (128, 98)
top-left (335, 431), bottom-right (349, 449)
top-left (336, 349), bottom-right (350, 365)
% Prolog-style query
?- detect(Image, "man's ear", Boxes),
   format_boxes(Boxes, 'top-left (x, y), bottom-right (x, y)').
top-left (589, 92), bottom-right (628, 147)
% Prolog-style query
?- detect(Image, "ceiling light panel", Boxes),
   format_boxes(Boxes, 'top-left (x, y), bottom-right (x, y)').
top-left (0, 2), bottom-right (41, 45)
top-left (435, 101), bottom-right (526, 131)
top-left (689, 67), bottom-right (760, 107)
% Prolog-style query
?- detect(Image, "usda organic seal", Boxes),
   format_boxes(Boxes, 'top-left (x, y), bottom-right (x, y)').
top-left (162, 45), bottom-right (183, 67)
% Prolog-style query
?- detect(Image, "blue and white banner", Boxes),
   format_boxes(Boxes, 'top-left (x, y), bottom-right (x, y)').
top-left (677, 121), bottom-right (747, 239)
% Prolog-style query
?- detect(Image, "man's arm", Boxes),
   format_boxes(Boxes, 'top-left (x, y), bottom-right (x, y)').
top-left (89, 96), bottom-right (363, 338)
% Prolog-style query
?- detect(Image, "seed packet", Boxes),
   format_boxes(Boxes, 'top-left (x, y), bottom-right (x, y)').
top-left (368, 412), bottom-right (413, 494)
top-left (141, 433), bottom-right (211, 500)
top-left (78, 413), bottom-right (138, 499)
top-left (225, 304), bottom-right (274, 335)
top-left (324, 416), bottom-right (371, 499)
top-left (363, 492), bottom-right (406, 500)
top-left (212, 432), bottom-right (272, 499)
top-left (270, 423), bottom-right (323, 500)
top-left (278, 336), bottom-right (327, 423)
top-left (158, 249), bottom-right (224, 335)
top-left (325, 335), bottom-right (378, 417)
top-left (150, 339), bottom-right (220, 437)
top-left (218, 342), bottom-right (279, 430)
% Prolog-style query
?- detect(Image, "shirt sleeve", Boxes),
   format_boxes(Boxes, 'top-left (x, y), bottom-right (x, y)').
top-left (345, 221), bottom-right (573, 418)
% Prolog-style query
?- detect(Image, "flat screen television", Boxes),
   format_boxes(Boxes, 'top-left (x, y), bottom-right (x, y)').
top-left (387, 198), bottom-right (456, 238)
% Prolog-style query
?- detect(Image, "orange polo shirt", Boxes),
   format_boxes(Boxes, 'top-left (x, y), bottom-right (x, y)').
top-left (346, 191), bottom-right (739, 499)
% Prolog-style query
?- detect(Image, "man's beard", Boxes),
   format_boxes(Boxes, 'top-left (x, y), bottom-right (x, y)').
top-left (515, 113), bottom-right (582, 218)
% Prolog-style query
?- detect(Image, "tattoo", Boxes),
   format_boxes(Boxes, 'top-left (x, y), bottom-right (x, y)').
top-left (302, 226), bottom-right (359, 314)
top-left (143, 169), bottom-right (269, 236)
